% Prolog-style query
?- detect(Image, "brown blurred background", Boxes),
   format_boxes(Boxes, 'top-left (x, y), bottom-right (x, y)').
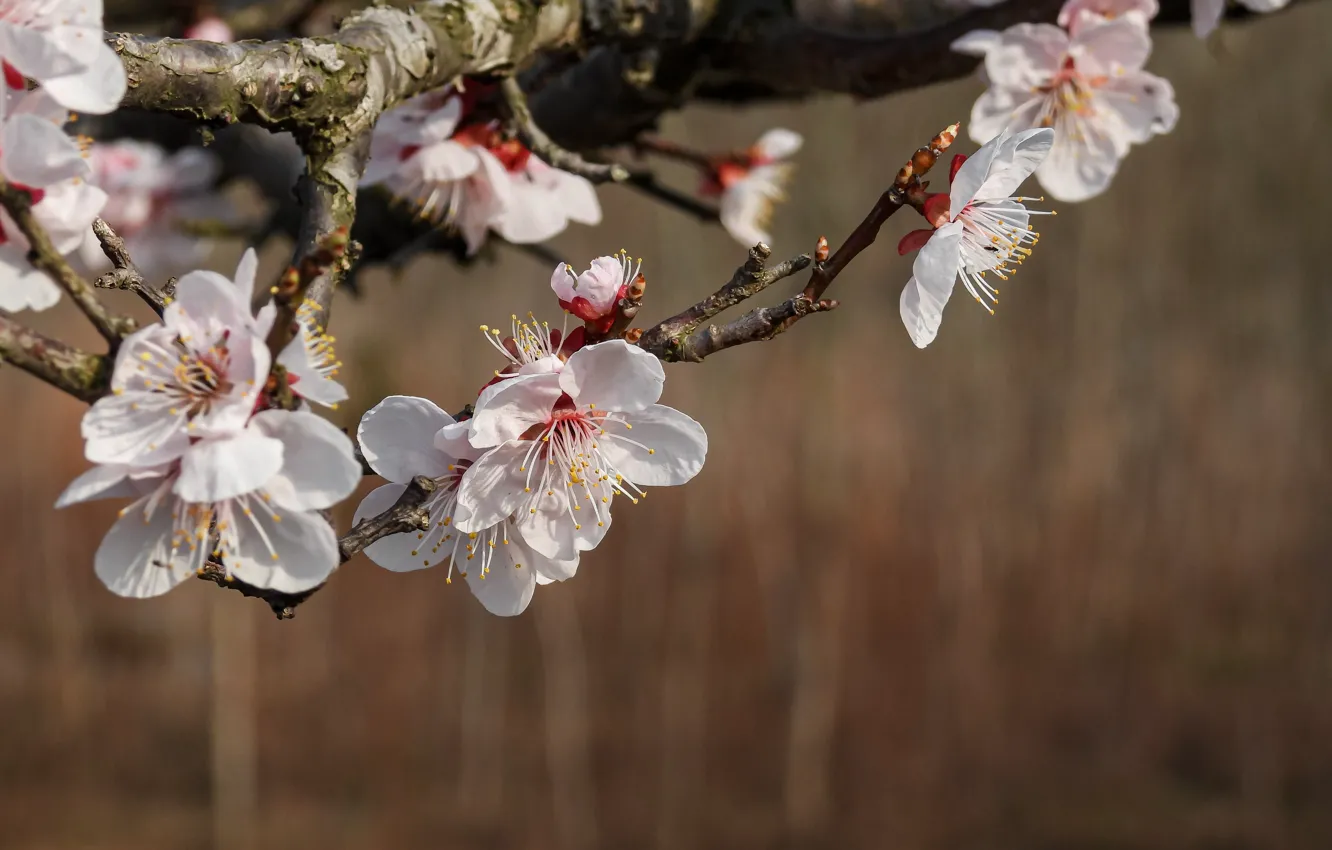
top-left (4, 7), bottom-right (1332, 849)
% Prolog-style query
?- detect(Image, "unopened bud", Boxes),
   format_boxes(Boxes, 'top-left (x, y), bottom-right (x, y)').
top-left (623, 328), bottom-right (644, 344)
top-left (814, 236), bottom-right (829, 262)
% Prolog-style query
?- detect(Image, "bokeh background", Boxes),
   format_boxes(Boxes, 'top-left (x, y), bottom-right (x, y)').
top-left (4, 6), bottom-right (1332, 849)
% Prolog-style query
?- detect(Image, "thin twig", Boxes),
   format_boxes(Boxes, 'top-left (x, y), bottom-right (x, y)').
top-left (801, 122), bottom-right (960, 302)
top-left (91, 218), bottom-right (166, 316)
top-left (500, 78), bottom-right (629, 184)
top-left (0, 180), bottom-right (135, 344)
top-left (199, 474), bottom-right (438, 619)
top-left (0, 310), bottom-right (110, 402)
top-left (624, 171), bottom-right (720, 222)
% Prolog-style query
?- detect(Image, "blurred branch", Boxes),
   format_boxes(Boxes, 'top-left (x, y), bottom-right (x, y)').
top-left (500, 77), bottom-right (628, 183)
top-left (91, 218), bottom-right (167, 317)
top-left (0, 311), bottom-right (110, 403)
top-left (200, 473), bottom-right (437, 619)
top-left (0, 181), bottom-right (135, 344)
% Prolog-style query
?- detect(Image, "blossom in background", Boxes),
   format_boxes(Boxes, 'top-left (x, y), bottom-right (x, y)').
top-left (1191, 0), bottom-right (1288, 38)
top-left (80, 250), bottom-right (273, 465)
top-left (354, 396), bottom-right (578, 616)
top-left (458, 339), bottom-right (708, 561)
top-left (79, 139), bottom-right (233, 278)
top-left (954, 18), bottom-right (1178, 202)
top-left (701, 129), bottom-right (802, 248)
top-left (0, 87), bottom-right (108, 312)
top-left (1056, 0), bottom-right (1158, 32)
top-left (897, 128), bottom-right (1055, 349)
top-left (0, 0), bottom-right (126, 113)
top-left (58, 409), bottom-right (360, 598)
top-left (362, 87), bottom-right (600, 255)
top-left (550, 251), bottom-right (641, 333)
top-left (184, 15), bottom-right (235, 42)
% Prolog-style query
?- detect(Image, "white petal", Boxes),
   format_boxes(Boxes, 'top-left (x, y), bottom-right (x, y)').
top-left (354, 482), bottom-right (448, 572)
top-left (1097, 71), bottom-right (1179, 145)
top-left (720, 179), bottom-right (775, 248)
top-left (357, 395), bottom-right (456, 482)
top-left (434, 419), bottom-right (480, 461)
top-left (466, 536), bottom-right (538, 616)
top-left (226, 508), bottom-right (339, 593)
top-left (171, 269), bottom-right (253, 330)
top-left (492, 178), bottom-right (570, 244)
top-left (1035, 125), bottom-right (1121, 202)
top-left (552, 170), bottom-right (602, 225)
top-left (232, 248), bottom-right (259, 310)
top-left (754, 128), bottom-right (802, 161)
top-left (1239, 0), bottom-right (1288, 10)
top-left (1, 115), bottom-right (88, 186)
top-left (174, 431), bottom-right (284, 503)
top-left (0, 242), bottom-right (60, 311)
top-left (468, 373), bottom-right (561, 448)
top-left (251, 409), bottom-right (360, 511)
top-left (968, 88), bottom-right (1029, 147)
top-left (1071, 17), bottom-right (1151, 77)
top-left (599, 405), bottom-right (708, 487)
top-left (55, 464), bottom-right (136, 508)
top-left (32, 180), bottom-right (105, 254)
top-left (0, 23), bottom-right (84, 81)
top-left (560, 340), bottom-right (664, 413)
top-left (455, 441), bottom-right (530, 530)
top-left (900, 222), bottom-right (963, 349)
top-left (1191, 0), bottom-right (1225, 37)
top-left (513, 487), bottom-right (610, 561)
top-left (94, 499), bottom-right (201, 598)
top-left (40, 41), bottom-right (127, 115)
top-left (951, 29), bottom-right (1003, 57)
top-left (975, 127), bottom-right (1055, 201)
top-left (279, 330), bottom-right (349, 408)
top-left (949, 131), bottom-right (1006, 212)
top-left (984, 24), bottom-right (1066, 91)
top-left (412, 141), bottom-right (480, 182)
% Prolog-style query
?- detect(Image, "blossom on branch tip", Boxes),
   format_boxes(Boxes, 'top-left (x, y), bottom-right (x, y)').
top-left (354, 395), bottom-right (577, 616)
top-left (57, 409), bottom-right (360, 598)
top-left (961, 18), bottom-right (1178, 202)
top-left (457, 339), bottom-right (708, 561)
top-left (898, 128), bottom-right (1055, 349)
top-left (0, 0), bottom-right (127, 114)
top-left (362, 87), bottom-right (600, 255)
top-left (0, 87), bottom-right (106, 312)
top-left (700, 129), bottom-right (801, 248)
top-left (551, 251), bottom-right (641, 330)
top-left (80, 250), bottom-right (273, 466)
top-left (1190, 0), bottom-right (1288, 38)
top-left (78, 140), bottom-right (234, 277)
top-left (1057, 0), bottom-right (1158, 32)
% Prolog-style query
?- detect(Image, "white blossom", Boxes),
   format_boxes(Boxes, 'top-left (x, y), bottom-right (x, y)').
top-left (1191, 0), bottom-right (1288, 38)
top-left (79, 140), bottom-right (233, 277)
top-left (0, 0), bottom-right (127, 114)
top-left (354, 395), bottom-right (578, 616)
top-left (550, 251), bottom-right (640, 331)
top-left (0, 87), bottom-right (106, 311)
top-left (703, 128), bottom-right (802, 248)
top-left (58, 409), bottom-right (360, 598)
top-left (362, 87), bottom-right (600, 254)
top-left (457, 339), bottom-right (708, 561)
top-left (898, 128), bottom-right (1055, 349)
top-left (958, 18), bottom-right (1178, 202)
top-left (1057, 0), bottom-right (1158, 32)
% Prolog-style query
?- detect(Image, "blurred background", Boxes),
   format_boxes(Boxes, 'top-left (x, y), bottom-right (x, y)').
top-left (4, 5), bottom-right (1332, 849)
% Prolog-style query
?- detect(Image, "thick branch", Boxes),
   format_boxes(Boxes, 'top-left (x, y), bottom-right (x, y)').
top-left (0, 311), bottom-right (110, 402)
top-left (0, 182), bottom-right (134, 344)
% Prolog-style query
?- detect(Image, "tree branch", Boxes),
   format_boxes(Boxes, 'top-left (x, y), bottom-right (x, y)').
top-left (91, 218), bottom-right (167, 317)
top-left (0, 181), bottom-right (135, 344)
top-left (199, 474), bottom-right (438, 619)
top-left (500, 77), bottom-right (629, 183)
top-left (0, 311), bottom-right (110, 403)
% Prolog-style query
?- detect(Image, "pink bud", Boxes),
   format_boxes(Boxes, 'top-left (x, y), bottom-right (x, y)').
top-left (185, 16), bottom-right (234, 43)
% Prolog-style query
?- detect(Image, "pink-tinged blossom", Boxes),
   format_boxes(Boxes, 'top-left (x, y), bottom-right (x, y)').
top-left (0, 0), bottom-right (126, 114)
top-left (1190, 0), bottom-right (1287, 38)
top-left (1057, 0), bottom-right (1158, 32)
top-left (898, 128), bottom-right (1055, 349)
top-left (183, 15), bottom-right (234, 42)
top-left (57, 409), bottom-right (360, 598)
top-left (0, 87), bottom-right (107, 312)
top-left (960, 18), bottom-right (1178, 202)
top-left (457, 339), bottom-right (708, 561)
top-left (476, 313), bottom-right (587, 395)
top-left (79, 139), bottom-right (232, 277)
top-left (362, 87), bottom-right (601, 255)
top-left (354, 395), bottom-right (578, 616)
top-left (550, 252), bottom-right (641, 331)
top-left (701, 128), bottom-right (802, 248)
top-left (80, 250), bottom-right (274, 466)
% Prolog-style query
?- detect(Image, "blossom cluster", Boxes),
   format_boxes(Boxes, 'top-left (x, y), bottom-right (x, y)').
top-left (354, 254), bottom-right (707, 615)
